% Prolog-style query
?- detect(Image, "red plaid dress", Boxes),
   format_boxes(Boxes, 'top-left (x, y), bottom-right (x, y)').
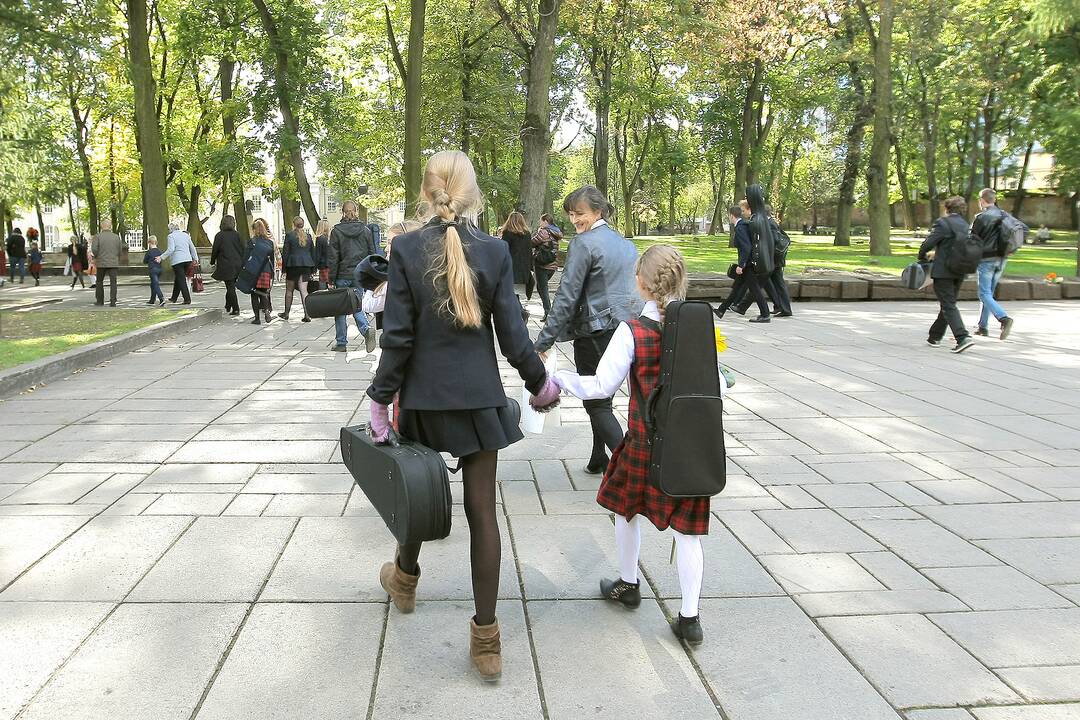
top-left (596, 317), bottom-right (711, 535)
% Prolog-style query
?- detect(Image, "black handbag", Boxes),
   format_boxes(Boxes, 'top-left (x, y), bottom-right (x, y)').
top-left (305, 287), bottom-right (360, 318)
top-left (307, 275), bottom-right (322, 292)
top-left (726, 263), bottom-right (739, 280)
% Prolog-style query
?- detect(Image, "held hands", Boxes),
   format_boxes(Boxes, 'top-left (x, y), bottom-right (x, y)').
top-left (369, 401), bottom-right (391, 443)
top-left (735, 265), bottom-right (743, 275)
top-left (529, 375), bottom-right (562, 413)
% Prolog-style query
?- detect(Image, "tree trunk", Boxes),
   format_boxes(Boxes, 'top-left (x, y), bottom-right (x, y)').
top-left (67, 194), bottom-right (81, 243)
top-left (1012, 140), bottom-right (1034, 217)
top-left (779, 142), bottom-right (798, 223)
top-left (916, 69), bottom-right (939, 226)
top-left (981, 89), bottom-right (995, 190)
top-left (893, 137), bottom-right (915, 229)
top-left (126, 0), bottom-right (169, 247)
top-left (964, 116), bottom-right (981, 213)
top-left (835, 24), bottom-right (871, 247)
top-left (734, 61), bottom-right (762, 201)
top-left (34, 202), bottom-right (45, 243)
top-left (590, 52), bottom-right (612, 197)
top-left (404, 0), bottom-right (425, 216)
top-left (219, 54), bottom-right (249, 242)
top-left (68, 86), bottom-right (99, 235)
top-left (516, 0), bottom-right (561, 227)
top-left (186, 184), bottom-right (208, 245)
top-left (708, 162), bottom-right (726, 234)
top-left (276, 145), bottom-right (301, 231)
top-left (253, 0), bottom-right (320, 229)
top-left (863, 0), bottom-right (893, 256)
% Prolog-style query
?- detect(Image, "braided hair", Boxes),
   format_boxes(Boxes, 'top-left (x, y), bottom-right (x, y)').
top-left (635, 244), bottom-right (688, 320)
top-left (418, 150), bottom-right (485, 328)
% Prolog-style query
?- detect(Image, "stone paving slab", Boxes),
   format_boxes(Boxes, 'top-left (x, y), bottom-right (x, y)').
top-left (820, 613), bottom-right (1021, 707)
top-left (195, 602), bottom-right (383, 720)
top-left (18, 603), bottom-right (246, 720)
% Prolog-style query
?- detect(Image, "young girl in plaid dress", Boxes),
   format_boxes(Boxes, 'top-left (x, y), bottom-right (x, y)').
top-left (555, 244), bottom-right (710, 644)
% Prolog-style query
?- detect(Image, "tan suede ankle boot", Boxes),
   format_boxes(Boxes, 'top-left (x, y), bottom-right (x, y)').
top-left (379, 559), bottom-right (419, 613)
top-left (469, 617), bottom-right (502, 682)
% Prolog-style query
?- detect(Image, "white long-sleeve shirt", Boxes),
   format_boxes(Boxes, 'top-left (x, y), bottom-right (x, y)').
top-left (362, 283), bottom-right (387, 314)
top-left (555, 300), bottom-right (729, 400)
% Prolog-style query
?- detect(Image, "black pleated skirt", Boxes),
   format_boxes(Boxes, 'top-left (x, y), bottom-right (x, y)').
top-left (398, 405), bottom-right (523, 458)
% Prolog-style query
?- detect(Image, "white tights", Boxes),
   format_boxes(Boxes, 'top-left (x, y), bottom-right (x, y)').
top-left (615, 514), bottom-right (704, 618)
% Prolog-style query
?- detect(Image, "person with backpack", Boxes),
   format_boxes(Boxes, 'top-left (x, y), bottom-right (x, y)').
top-left (919, 195), bottom-right (976, 353)
top-left (367, 150), bottom-right (557, 681)
top-left (551, 245), bottom-right (710, 645)
top-left (327, 200), bottom-right (377, 352)
top-left (715, 203), bottom-right (770, 321)
top-left (6, 227), bottom-right (26, 283)
top-left (971, 188), bottom-right (1015, 340)
top-left (733, 201), bottom-right (793, 317)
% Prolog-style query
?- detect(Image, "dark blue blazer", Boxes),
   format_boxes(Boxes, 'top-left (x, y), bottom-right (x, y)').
top-left (367, 218), bottom-right (546, 410)
top-left (732, 218), bottom-right (752, 267)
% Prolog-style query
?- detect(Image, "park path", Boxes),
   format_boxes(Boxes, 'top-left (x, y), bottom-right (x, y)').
top-left (2, 282), bottom-right (1080, 720)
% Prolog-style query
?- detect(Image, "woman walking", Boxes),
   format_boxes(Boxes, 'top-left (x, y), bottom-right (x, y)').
top-left (315, 218), bottom-right (331, 289)
top-left (500, 211), bottom-right (534, 300)
top-left (531, 213), bottom-right (562, 320)
top-left (247, 219), bottom-right (276, 325)
top-left (368, 150), bottom-right (558, 681)
top-left (70, 236), bottom-right (89, 289)
top-left (211, 215), bottom-right (245, 316)
top-left (278, 216), bottom-right (316, 321)
top-left (534, 185), bottom-right (641, 475)
top-left (157, 223), bottom-right (199, 304)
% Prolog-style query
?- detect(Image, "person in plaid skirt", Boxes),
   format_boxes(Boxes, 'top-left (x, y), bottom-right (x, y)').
top-left (248, 218), bottom-right (277, 325)
top-left (554, 244), bottom-right (710, 645)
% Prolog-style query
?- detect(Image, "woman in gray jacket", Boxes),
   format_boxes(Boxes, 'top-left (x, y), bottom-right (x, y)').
top-left (534, 186), bottom-right (642, 474)
top-left (157, 223), bottom-right (200, 304)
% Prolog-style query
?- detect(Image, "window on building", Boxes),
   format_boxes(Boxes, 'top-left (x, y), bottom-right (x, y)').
top-left (397, 200), bottom-right (407, 212)
top-left (125, 230), bottom-right (145, 251)
top-left (327, 198), bottom-right (339, 213)
top-left (43, 225), bottom-right (57, 249)
top-left (42, 204), bottom-right (55, 214)
top-left (249, 196), bottom-right (262, 212)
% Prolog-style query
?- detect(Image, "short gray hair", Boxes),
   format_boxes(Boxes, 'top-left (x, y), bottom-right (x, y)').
top-left (168, 222), bottom-right (180, 232)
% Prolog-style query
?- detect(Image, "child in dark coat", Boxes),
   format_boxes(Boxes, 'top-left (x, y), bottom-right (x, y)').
top-left (143, 235), bottom-right (164, 305)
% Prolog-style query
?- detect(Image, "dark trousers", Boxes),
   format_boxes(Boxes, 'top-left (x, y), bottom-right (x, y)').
top-left (149, 272), bottom-right (164, 303)
top-left (720, 270), bottom-right (769, 317)
top-left (251, 289), bottom-right (270, 316)
top-left (170, 262), bottom-right (191, 303)
top-left (735, 268), bottom-right (792, 316)
top-left (9, 257), bottom-right (25, 281)
top-left (929, 277), bottom-right (969, 343)
top-left (95, 267), bottom-right (118, 305)
top-left (534, 264), bottom-right (554, 315)
top-left (573, 327), bottom-right (625, 467)
top-left (223, 279), bottom-right (239, 312)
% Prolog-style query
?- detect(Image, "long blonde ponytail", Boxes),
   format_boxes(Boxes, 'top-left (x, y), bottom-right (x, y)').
top-left (420, 151), bottom-right (484, 329)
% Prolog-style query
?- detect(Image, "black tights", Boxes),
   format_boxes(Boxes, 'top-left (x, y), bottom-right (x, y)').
top-left (397, 450), bottom-right (500, 626)
top-left (282, 278), bottom-right (309, 318)
top-left (251, 289), bottom-right (271, 317)
top-left (70, 270), bottom-right (85, 288)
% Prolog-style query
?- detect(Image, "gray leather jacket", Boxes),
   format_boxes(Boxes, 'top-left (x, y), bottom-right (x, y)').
top-left (534, 221), bottom-right (642, 353)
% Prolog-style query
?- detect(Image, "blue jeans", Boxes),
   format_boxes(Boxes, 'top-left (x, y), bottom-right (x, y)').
top-left (149, 272), bottom-right (164, 302)
top-left (977, 258), bottom-right (1008, 329)
top-left (9, 257), bottom-right (25, 281)
top-left (333, 278), bottom-right (368, 346)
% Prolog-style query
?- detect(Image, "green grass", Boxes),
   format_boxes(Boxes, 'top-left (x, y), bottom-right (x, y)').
top-left (0, 308), bottom-right (193, 371)
top-left (628, 231), bottom-right (1078, 279)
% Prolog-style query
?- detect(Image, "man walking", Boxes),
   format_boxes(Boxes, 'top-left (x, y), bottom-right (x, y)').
top-left (920, 196), bottom-right (975, 353)
top-left (5, 227), bottom-right (26, 283)
top-left (715, 204), bottom-right (770, 322)
top-left (327, 200), bottom-right (377, 352)
top-left (971, 188), bottom-right (1014, 340)
top-left (92, 219), bottom-right (123, 306)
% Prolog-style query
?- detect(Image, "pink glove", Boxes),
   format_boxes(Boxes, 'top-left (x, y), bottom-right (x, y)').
top-left (370, 401), bottom-right (392, 443)
top-left (529, 375), bottom-right (562, 413)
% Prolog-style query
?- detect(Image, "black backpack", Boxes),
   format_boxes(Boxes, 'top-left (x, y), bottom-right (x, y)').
top-left (644, 300), bottom-right (727, 498)
top-left (770, 219), bottom-right (791, 264)
top-left (944, 218), bottom-right (982, 276)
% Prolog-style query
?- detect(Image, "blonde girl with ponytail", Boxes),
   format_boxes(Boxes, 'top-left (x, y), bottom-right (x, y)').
top-left (552, 244), bottom-right (712, 646)
top-left (365, 150), bottom-right (559, 682)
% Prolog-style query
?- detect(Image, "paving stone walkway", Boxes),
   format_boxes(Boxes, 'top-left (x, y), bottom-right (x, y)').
top-left (2, 279), bottom-right (1080, 720)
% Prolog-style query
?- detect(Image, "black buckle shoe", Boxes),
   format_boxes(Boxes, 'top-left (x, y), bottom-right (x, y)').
top-left (600, 578), bottom-right (641, 608)
top-left (671, 614), bottom-right (703, 645)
